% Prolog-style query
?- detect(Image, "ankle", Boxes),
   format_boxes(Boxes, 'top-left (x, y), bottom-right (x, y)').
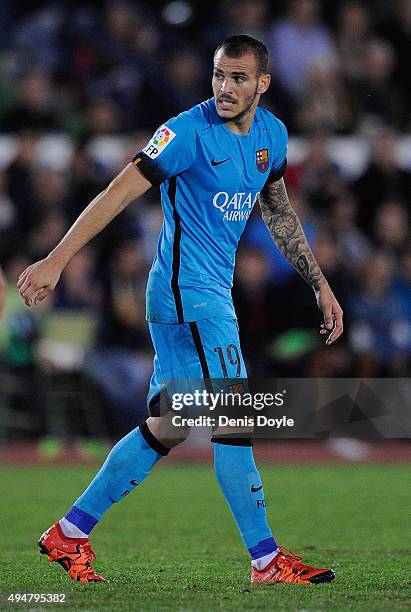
top-left (251, 548), bottom-right (280, 571)
top-left (59, 517), bottom-right (89, 539)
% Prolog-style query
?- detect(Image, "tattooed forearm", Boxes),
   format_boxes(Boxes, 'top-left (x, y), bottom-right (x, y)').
top-left (259, 178), bottom-right (325, 290)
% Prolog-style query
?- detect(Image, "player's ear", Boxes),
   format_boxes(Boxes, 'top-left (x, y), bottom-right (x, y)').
top-left (257, 73), bottom-right (271, 95)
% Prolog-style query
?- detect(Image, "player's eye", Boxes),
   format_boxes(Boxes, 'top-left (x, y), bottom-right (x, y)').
top-left (214, 72), bottom-right (224, 80)
top-left (234, 76), bottom-right (246, 83)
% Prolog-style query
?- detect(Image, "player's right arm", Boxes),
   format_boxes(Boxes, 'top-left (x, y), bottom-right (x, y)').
top-left (17, 163), bottom-right (152, 307)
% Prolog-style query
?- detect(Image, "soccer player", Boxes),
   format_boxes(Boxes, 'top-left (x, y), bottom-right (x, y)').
top-left (17, 36), bottom-right (343, 585)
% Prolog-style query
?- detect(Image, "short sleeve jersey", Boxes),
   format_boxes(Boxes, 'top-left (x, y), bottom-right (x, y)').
top-left (133, 98), bottom-right (288, 324)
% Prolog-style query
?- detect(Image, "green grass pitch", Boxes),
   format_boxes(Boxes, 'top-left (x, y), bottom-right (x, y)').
top-left (0, 462), bottom-right (409, 610)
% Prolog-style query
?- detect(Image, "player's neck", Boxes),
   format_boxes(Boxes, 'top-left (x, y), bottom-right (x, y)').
top-left (225, 117), bottom-right (253, 135)
top-left (224, 100), bottom-right (258, 136)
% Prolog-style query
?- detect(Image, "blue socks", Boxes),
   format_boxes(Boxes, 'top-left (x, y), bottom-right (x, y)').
top-left (64, 423), bottom-right (167, 534)
top-left (213, 442), bottom-right (278, 561)
top-left (62, 424), bottom-right (277, 566)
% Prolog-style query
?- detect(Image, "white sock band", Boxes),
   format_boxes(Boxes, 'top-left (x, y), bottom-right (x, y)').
top-left (251, 548), bottom-right (280, 571)
top-left (59, 517), bottom-right (88, 539)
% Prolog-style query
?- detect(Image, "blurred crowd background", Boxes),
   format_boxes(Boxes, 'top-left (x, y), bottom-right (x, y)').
top-left (1, 0), bottom-right (411, 442)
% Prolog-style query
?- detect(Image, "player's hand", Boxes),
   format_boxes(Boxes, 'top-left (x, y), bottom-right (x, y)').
top-left (315, 281), bottom-right (343, 345)
top-left (17, 256), bottom-right (63, 307)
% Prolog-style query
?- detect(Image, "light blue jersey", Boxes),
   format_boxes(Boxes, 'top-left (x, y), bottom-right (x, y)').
top-left (133, 98), bottom-right (287, 324)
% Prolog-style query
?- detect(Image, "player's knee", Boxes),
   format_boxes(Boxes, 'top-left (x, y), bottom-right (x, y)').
top-left (211, 423), bottom-right (253, 446)
top-left (146, 415), bottom-right (190, 448)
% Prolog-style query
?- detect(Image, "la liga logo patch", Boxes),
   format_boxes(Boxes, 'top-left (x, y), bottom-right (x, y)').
top-left (256, 149), bottom-right (269, 173)
top-left (153, 126), bottom-right (172, 146)
top-left (143, 124), bottom-right (176, 159)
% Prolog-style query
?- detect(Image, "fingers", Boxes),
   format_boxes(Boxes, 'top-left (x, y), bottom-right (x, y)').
top-left (17, 268), bottom-right (49, 307)
top-left (18, 277), bottom-right (32, 299)
top-left (320, 311), bottom-right (343, 345)
top-left (23, 287), bottom-right (49, 307)
top-left (323, 305), bottom-right (333, 331)
top-left (18, 277), bottom-right (36, 306)
top-left (23, 286), bottom-right (50, 307)
top-left (17, 267), bottom-right (31, 289)
top-left (33, 287), bottom-right (50, 304)
top-left (17, 268), bottom-right (33, 305)
top-left (21, 288), bottom-right (36, 307)
top-left (327, 311), bottom-right (343, 345)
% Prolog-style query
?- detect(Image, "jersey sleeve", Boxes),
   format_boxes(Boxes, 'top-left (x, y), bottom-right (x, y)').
top-left (131, 113), bottom-right (197, 186)
top-left (265, 118), bottom-right (288, 184)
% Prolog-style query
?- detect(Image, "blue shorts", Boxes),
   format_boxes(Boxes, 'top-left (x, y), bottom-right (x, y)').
top-left (147, 316), bottom-right (247, 416)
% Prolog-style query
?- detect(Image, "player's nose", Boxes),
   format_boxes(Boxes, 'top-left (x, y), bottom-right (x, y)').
top-left (220, 79), bottom-right (232, 94)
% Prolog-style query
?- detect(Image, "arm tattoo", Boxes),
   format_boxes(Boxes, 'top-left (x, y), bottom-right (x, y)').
top-left (259, 178), bottom-right (325, 290)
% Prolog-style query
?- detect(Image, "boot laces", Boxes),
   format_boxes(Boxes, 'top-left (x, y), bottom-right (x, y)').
top-left (278, 546), bottom-right (311, 574)
top-left (82, 542), bottom-right (96, 562)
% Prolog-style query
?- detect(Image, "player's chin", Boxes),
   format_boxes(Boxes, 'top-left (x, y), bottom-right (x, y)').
top-left (216, 103), bottom-right (238, 118)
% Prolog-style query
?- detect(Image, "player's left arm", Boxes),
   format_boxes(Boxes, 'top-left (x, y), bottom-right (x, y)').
top-left (258, 178), bottom-right (343, 345)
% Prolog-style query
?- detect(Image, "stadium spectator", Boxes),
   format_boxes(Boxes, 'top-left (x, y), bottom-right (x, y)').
top-left (54, 248), bottom-right (101, 311)
top-left (349, 250), bottom-right (409, 376)
top-left (232, 246), bottom-right (276, 376)
top-left (294, 135), bottom-right (345, 213)
top-left (378, 0), bottom-right (411, 127)
top-left (204, 0), bottom-right (270, 53)
top-left (4, 130), bottom-right (39, 238)
top-left (84, 237), bottom-right (151, 436)
top-left (139, 48), bottom-right (208, 128)
top-left (352, 129), bottom-right (411, 234)
top-left (295, 56), bottom-right (353, 134)
top-left (351, 38), bottom-right (399, 129)
top-left (268, 0), bottom-right (337, 98)
top-left (9, 3), bottom-right (64, 74)
top-left (27, 209), bottom-right (66, 262)
top-left (84, 98), bottom-right (122, 136)
top-left (335, 1), bottom-right (374, 88)
top-left (26, 170), bottom-right (68, 260)
top-left (64, 140), bottom-right (106, 223)
top-left (1, 71), bottom-right (59, 132)
top-left (372, 200), bottom-right (410, 254)
top-left (328, 191), bottom-right (371, 273)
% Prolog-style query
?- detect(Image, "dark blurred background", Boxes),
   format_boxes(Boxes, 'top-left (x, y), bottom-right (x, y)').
top-left (1, 0), bottom-right (411, 445)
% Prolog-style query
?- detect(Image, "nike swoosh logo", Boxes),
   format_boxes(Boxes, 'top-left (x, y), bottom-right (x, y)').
top-left (251, 484), bottom-right (263, 493)
top-left (130, 480), bottom-right (138, 486)
top-left (211, 158), bottom-right (230, 166)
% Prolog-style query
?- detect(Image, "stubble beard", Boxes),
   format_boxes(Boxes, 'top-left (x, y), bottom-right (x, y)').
top-left (220, 85), bottom-right (259, 126)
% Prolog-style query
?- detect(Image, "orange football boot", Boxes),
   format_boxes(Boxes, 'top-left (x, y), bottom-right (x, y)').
top-left (251, 546), bottom-right (335, 585)
top-left (39, 522), bottom-right (106, 583)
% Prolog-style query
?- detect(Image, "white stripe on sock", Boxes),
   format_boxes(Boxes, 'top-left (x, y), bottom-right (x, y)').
top-left (59, 517), bottom-right (88, 539)
top-left (251, 548), bottom-right (280, 571)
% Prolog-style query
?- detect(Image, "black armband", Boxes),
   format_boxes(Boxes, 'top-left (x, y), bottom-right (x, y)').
top-left (264, 158), bottom-right (287, 186)
top-left (132, 152), bottom-right (166, 187)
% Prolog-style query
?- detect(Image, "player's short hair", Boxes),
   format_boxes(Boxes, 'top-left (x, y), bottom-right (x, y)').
top-left (214, 35), bottom-right (269, 76)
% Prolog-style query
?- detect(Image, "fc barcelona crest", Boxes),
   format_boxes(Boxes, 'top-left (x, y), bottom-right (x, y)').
top-left (256, 149), bottom-right (269, 173)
